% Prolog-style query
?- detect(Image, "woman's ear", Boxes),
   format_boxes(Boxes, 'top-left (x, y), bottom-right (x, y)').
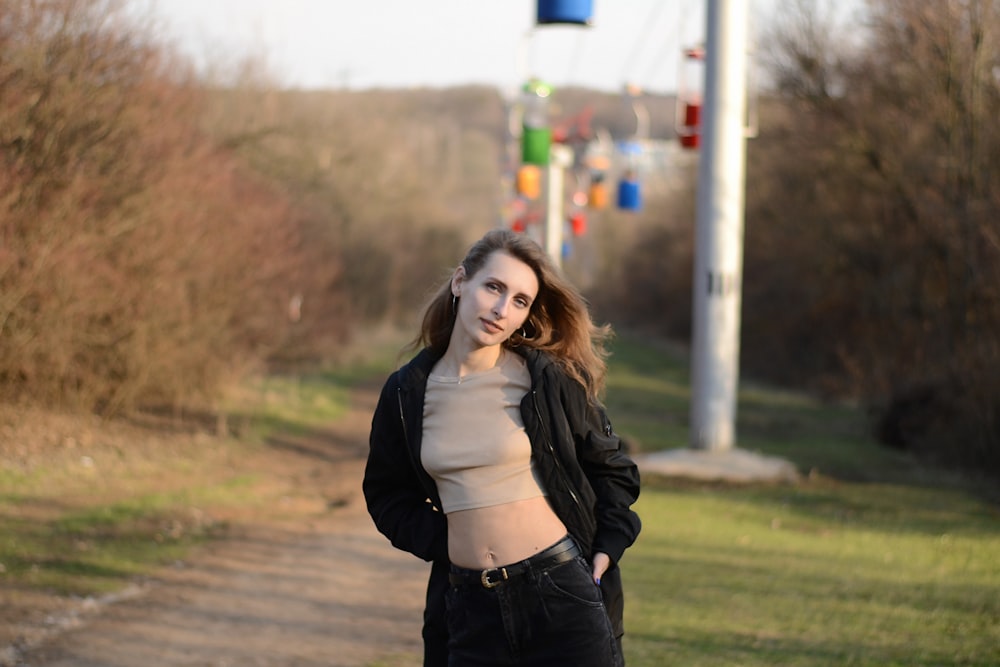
top-left (451, 265), bottom-right (466, 297)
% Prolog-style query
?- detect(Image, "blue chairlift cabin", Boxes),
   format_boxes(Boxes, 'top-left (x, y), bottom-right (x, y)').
top-left (536, 0), bottom-right (594, 26)
top-left (616, 85), bottom-right (647, 211)
top-left (616, 141), bottom-right (642, 211)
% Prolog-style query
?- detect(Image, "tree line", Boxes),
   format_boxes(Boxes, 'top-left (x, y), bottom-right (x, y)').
top-left (600, 0), bottom-right (1000, 475)
top-left (2, 0), bottom-right (996, 476)
top-left (1, 0), bottom-right (506, 415)
top-left (0, 0), bottom-right (346, 413)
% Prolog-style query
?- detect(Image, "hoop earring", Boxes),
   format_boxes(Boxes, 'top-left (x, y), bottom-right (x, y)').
top-left (452, 294), bottom-right (458, 314)
top-left (519, 319), bottom-right (537, 341)
top-left (509, 320), bottom-right (536, 348)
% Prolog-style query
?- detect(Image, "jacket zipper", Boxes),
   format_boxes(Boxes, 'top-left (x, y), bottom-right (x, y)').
top-left (397, 387), bottom-right (439, 504)
top-left (396, 387), bottom-right (408, 443)
top-left (532, 390), bottom-right (582, 511)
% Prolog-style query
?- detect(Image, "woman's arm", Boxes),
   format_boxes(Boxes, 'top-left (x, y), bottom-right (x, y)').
top-left (563, 381), bottom-right (642, 566)
top-left (363, 376), bottom-right (448, 563)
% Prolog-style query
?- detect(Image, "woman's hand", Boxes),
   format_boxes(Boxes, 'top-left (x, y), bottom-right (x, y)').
top-left (591, 551), bottom-right (611, 585)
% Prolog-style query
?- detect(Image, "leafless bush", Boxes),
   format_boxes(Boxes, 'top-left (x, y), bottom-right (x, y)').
top-left (587, 184), bottom-right (697, 340)
top-left (0, 0), bottom-right (316, 414)
top-left (744, 0), bottom-right (1000, 471)
top-left (198, 87), bottom-right (498, 331)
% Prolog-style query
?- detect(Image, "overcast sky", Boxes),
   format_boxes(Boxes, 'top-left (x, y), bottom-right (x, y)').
top-left (139, 0), bottom-right (864, 94)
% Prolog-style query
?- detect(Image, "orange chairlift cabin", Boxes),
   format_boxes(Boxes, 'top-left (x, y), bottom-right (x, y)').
top-left (677, 45), bottom-right (705, 150)
top-left (587, 170), bottom-right (609, 210)
top-left (516, 163), bottom-right (542, 200)
top-left (583, 129), bottom-right (613, 210)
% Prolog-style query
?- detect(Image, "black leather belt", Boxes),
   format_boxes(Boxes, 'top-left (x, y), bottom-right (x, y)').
top-left (448, 536), bottom-right (581, 589)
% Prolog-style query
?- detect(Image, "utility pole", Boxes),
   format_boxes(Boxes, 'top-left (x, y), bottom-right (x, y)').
top-left (689, 0), bottom-right (749, 451)
top-left (544, 144), bottom-right (573, 269)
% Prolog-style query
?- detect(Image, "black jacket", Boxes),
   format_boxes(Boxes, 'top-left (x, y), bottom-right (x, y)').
top-left (363, 346), bottom-right (641, 662)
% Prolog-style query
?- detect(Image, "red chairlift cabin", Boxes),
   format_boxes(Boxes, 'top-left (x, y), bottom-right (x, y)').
top-left (677, 46), bottom-right (705, 150)
top-left (551, 106), bottom-right (593, 145)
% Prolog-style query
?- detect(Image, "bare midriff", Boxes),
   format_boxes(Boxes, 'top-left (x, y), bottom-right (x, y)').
top-left (446, 496), bottom-right (569, 569)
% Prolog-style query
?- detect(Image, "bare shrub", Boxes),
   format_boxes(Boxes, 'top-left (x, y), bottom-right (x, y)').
top-left (587, 184), bottom-right (697, 340)
top-left (199, 87), bottom-right (498, 332)
top-left (0, 0), bottom-right (313, 414)
top-left (747, 0), bottom-right (1000, 472)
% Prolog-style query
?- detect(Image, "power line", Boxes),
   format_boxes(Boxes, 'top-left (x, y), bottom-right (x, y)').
top-left (641, 0), bottom-right (702, 92)
top-left (566, 29), bottom-right (586, 86)
top-left (642, 26), bottom-right (678, 92)
top-left (618, 1), bottom-right (670, 86)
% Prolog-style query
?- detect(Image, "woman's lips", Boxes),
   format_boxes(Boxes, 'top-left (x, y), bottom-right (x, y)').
top-left (481, 318), bottom-right (502, 334)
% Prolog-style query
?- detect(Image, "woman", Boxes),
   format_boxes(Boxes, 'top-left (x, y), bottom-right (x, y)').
top-left (363, 229), bottom-right (641, 666)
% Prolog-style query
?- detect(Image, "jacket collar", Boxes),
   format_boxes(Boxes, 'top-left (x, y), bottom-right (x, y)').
top-left (397, 347), bottom-right (440, 392)
top-left (511, 345), bottom-right (551, 386)
top-left (399, 345), bottom-right (553, 389)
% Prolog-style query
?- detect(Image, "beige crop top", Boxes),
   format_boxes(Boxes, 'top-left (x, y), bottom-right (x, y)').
top-left (421, 351), bottom-right (547, 513)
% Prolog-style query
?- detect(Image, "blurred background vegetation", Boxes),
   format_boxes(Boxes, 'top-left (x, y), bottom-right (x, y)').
top-left (1, 0), bottom-right (997, 478)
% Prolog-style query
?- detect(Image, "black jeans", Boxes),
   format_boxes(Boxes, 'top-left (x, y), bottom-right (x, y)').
top-left (445, 536), bottom-right (623, 667)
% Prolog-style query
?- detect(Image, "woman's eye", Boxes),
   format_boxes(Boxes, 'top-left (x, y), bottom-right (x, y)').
top-left (514, 298), bottom-right (529, 308)
top-left (486, 283), bottom-right (501, 292)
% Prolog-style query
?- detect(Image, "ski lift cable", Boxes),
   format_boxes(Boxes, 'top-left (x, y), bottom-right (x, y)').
top-left (642, 26), bottom-right (680, 92)
top-left (618, 0), bottom-right (671, 86)
top-left (640, 0), bottom-right (690, 92)
top-left (566, 29), bottom-right (587, 87)
top-left (527, 29), bottom-right (538, 79)
top-left (677, 0), bottom-right (701, 55)
top-left (642, 0), bottom-right (699, 92)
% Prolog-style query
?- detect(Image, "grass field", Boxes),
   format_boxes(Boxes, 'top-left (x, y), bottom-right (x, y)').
top-left (1, 331), bottom-right (997, 665)
top-left (0, 366), bottom-right (363, 600)
top-left (606, 334), bottom-right (999, 666)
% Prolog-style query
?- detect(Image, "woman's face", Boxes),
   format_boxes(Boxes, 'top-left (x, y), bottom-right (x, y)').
top-left (452, 251), bottom-right (539, 350)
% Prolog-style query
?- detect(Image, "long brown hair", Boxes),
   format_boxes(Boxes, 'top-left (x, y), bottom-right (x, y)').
top-left (411, 229), bottom-right (612, 402)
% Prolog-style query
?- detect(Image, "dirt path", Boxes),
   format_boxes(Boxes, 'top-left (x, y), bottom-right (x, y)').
top-left (10, 386), bottom-right (428, 667)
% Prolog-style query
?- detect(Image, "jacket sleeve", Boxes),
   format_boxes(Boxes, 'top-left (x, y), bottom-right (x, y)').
top-left (362, 374), bottom-right (448, 563)
top-left (563, 380), bottom-right (641, 565)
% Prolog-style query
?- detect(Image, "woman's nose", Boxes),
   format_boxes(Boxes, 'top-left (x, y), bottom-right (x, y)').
top-left (492, 298), bottom-right (509, 318)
